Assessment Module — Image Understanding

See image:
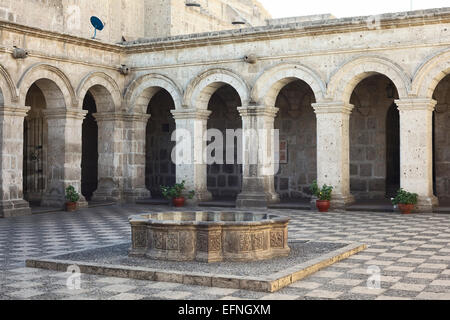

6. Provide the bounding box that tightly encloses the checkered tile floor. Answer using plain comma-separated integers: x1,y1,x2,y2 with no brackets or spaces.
1,205,450,300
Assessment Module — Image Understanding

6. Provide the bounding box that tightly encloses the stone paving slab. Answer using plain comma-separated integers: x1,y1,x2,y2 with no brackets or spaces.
26,241,366,293
1,205,450,300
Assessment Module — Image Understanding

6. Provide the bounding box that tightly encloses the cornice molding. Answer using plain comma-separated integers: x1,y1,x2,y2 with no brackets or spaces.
2,8,449,56
0,21,122,53
122,9,450,54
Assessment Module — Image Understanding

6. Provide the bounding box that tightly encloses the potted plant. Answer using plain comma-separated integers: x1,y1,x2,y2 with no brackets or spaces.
391,189,418,214
65,185,80,212
310,180,333,212
160,180,195,207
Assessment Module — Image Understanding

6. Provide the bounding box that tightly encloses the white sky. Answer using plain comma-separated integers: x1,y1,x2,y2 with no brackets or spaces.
258,0,450,19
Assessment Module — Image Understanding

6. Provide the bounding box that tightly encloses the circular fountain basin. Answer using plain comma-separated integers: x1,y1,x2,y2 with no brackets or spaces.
129,211,290,263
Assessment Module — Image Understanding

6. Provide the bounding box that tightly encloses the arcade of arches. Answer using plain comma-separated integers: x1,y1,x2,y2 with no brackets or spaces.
1,9,450,217
2,67,450,217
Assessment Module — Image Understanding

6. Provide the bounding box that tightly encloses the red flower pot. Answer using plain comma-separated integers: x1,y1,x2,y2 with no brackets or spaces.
316,200,331,212
66,202,77,212
172,197,185,207
398,204,414,214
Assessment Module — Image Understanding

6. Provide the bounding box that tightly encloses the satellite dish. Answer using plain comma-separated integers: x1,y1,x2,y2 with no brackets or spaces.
90,16,105,39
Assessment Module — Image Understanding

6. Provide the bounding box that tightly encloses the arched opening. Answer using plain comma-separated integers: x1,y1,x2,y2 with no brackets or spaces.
23,83,48,205
145,89,176,198
349,74,400,204
432,74,450,205
206,84,242,200
81,91,98,201
273,79,317,204
386,102,400,197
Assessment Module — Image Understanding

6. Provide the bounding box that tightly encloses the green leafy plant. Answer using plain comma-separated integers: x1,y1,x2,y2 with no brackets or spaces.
65,185,80,203
310,180,333,201
160,181,195,200
391,189,418,205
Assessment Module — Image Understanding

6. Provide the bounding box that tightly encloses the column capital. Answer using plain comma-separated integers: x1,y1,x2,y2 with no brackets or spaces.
237,105,279,118
395,98,437,111
171,108,211,120
43,108,87,120
312,101,354,115
94,112,150,122
0,105,30,118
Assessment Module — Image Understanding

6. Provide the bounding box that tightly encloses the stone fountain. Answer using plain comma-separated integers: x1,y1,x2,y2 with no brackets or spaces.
129,211,290,263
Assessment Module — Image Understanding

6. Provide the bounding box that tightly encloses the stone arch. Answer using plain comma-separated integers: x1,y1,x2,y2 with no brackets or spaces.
76,72,121,112
252,63,327,107
0,64,18,106
411,49,450,99
184,68,250,110
124,73,183,114
327,55,410,103
17,63,75,109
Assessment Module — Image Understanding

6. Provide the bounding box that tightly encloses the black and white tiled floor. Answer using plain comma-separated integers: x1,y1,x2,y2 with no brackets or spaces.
1,205,450,300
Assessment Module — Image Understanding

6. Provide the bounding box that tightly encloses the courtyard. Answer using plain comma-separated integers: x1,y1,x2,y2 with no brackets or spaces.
1,205,450,300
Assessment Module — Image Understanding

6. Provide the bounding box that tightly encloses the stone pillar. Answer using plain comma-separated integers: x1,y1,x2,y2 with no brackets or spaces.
236,106,280,208
312,102,355,209
92,113,125,202
41,108,88,209
123,113,151,203
0,106,32,217
171,109,212,203
395,98,438,212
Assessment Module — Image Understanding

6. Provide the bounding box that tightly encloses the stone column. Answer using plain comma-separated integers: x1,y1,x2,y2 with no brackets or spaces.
236,106,280,208
92,113,125,202
41,108,88,209
395,98,438,212
123,113,151,203
171,109,212,203
312,102,355,209
0,106,32,217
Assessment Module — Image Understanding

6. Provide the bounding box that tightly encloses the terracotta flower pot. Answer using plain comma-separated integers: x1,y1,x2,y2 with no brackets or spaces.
316,200,331,212
398,204,415,214
172,197,185,207
66,202,77,212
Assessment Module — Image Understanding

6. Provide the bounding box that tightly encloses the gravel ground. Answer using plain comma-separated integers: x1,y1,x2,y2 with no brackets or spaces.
52,241,346,277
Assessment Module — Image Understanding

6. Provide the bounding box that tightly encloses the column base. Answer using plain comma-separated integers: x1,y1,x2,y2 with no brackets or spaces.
266,190,280,205
331,194,355,211
92,185,122,203
0,199,31,218
77,195,88,208
415,195,438,213
123,188,151,204
189,190,212,205
236,192,269,209
92,179,122,202
42,193,88,209
310,197,318,211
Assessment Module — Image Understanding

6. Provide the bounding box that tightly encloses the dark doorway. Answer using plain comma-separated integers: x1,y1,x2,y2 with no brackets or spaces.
23,84,46,205
81,92,98,201
145,89,176,198
206,85,242,200
386,102,400,197
433,112,436,196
